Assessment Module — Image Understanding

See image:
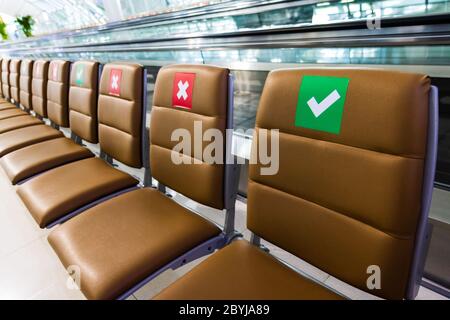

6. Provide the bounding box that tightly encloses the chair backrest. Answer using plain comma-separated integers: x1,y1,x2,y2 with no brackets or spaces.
98,62,143,168
47,60,70,127
248,68,432,300
32,60,49,117
0,58,3,97
19,60,34,111
9,59,21,103
151,64,229,209
69,61,99,143
1,58,10,99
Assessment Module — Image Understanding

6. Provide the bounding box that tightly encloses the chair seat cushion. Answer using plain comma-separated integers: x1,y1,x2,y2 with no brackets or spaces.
154,240,344,300
0,108,27,120
0,125,63,157
0,103,16,111
0,115,42,134
17,157,139,228
0,137,94,184
48,188,221,300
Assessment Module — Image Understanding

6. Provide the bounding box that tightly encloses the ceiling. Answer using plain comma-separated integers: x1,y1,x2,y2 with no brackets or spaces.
0,0,107,36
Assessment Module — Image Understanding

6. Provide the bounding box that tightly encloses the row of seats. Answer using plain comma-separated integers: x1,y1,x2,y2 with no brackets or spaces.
0,56,437,300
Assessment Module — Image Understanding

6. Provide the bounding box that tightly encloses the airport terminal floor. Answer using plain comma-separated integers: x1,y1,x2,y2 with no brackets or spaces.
0,0,449,307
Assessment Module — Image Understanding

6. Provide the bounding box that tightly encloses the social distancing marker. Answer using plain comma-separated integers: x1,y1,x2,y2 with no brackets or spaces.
295,75,350,134
75,65,84,86
109,69,122,96
172,72,195,109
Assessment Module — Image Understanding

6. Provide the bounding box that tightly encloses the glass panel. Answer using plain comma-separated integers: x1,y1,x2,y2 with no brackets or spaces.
433,78,450,187
4,0,450,48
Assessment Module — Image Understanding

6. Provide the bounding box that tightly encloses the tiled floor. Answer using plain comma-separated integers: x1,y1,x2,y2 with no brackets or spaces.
0,162,447,301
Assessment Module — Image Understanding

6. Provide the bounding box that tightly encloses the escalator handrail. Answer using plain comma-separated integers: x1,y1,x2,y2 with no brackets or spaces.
2,13,450,54
0,0,303,47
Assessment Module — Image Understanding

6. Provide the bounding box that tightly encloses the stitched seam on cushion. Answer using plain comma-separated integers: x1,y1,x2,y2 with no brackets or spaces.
249,178,414,240
152,143,207,165
152,104,223,119
69,88,96,116
70,109,94,119
99,122,137,139
99,92,141,103
256,126,425,160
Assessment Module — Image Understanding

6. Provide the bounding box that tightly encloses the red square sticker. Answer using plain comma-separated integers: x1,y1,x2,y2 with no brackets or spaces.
109,69,122,96
172,72,196,109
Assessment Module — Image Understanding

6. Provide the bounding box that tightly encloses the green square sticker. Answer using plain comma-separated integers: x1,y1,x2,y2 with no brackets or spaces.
295,75,350,134
75,65,84,86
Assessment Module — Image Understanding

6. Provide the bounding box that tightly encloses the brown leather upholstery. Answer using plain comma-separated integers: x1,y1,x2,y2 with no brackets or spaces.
32,60,49,118
48,188,221,300
0,137,93,184
0,61,37,133
1,59,10,99
47,60,70,127
0,125,63,157
46,64,230,300
9,59,21,103
155,240,343,300
0,115,42,134
17,157,138,228
69,61,99,143
151,64,228,209
154,68,431,301
0,61,100,185
246,68,430,300
19,60,33,110
0,58,3,98
0,108,27,120
0,104,15,111
98,63,143,167
16,62,144,228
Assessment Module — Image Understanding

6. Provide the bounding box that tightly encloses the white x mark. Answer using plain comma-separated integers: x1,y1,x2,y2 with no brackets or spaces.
307,89,341,118
111,75,119,90
177,80,189,100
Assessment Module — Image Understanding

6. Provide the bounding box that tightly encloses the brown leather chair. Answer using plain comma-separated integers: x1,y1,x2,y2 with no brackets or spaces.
32,60,49,118
19,59,34,112
47,60,70,127
0,57,11,106
17,63,145,228
69,61,100,143
0,58,3,102
48,64,238,300
0,60,42,134
0,58,16,111
0,57,12,106
1,58,11,102
9,59,21,104
0,61,99,184
0,59,28,118
154,68,437,300
0,60,66,156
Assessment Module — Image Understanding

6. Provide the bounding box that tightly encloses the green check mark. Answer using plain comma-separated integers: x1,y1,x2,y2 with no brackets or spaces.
295,75,350,134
